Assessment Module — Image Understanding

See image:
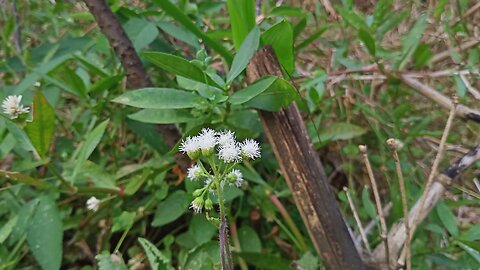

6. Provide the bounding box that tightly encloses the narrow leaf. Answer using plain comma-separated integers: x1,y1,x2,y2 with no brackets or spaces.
358,29,376,56
226,0,256,50
227,26,260,84
141,52,221,88
436,200,459,236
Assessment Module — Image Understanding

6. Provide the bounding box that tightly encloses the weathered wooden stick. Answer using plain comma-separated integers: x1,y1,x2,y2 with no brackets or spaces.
246,46,366,269
370,144,480,267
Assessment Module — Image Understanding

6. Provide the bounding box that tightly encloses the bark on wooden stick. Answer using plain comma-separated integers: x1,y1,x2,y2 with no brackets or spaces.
246,46,365,269
83,0,189,169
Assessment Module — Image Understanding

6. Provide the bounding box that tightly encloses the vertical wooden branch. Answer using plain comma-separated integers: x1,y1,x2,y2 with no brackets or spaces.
246,47,365,269
83,0,189,169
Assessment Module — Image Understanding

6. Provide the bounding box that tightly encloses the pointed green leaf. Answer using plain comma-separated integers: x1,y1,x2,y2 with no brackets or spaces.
226,0,256,50
25,91,55,158
455,241,480,263
27,196,63,270
152,0,232,63
227,26,260,84
318,123,367,142
262,20,295,74
128,109,195,124
138,238,174,270
436,200,458,236
358,29,376,56
141,52,221,88
152,190,190,227
113,88,202,109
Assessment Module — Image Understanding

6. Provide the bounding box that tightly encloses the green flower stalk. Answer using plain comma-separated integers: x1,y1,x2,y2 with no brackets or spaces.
179,128,261,269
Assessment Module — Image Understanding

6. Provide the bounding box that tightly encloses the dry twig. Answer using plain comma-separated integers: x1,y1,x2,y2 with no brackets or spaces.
359,145,390,270
344,187,371,254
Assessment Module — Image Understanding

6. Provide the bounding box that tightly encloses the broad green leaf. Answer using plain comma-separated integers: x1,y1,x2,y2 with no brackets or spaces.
236,252,291,270
25,91,55,158
9,199,40,243
72,120,109,179
113,88,201,109
111,211,136,233
262,20,295,74
230,77,277,104
337,7,369,31
318,122,366,142
238,225,261,252
190,215,217,245
128,109,195,124
138,238,174,270
230,76,297,111
455,241,480,263
436,200,458,236
227,26,260,84
126,119,169,153
152,190,190,227
27,196,63,270
124,18,159,51
226,0,256,50
358,29,376,56
59,67,87,97
152,0,232,63
124,173,147,196
459,224,480,242
96,252,128,270
141,52,221,88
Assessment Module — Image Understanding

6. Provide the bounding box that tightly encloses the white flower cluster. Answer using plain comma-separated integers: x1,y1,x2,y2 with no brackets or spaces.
180,128,261,163
86,196,100,212
180,128,261,214
1,95,30,119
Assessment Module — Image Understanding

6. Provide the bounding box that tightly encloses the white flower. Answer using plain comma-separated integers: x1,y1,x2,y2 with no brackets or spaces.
2,95,30,119
86,196,100,212
227,169,244,187
217,130,236,148
218,143,241,163
240,139,261,159
190,197,204,214
179,136,200,158
197,128,217,152
187,164,202,181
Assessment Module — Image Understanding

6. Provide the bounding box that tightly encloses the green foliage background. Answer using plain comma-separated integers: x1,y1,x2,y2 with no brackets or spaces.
0,0,479,269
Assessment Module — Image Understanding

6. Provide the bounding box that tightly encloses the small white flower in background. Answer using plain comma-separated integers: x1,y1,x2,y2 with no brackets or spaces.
217,130,236,148
2,95,30,119
197,128,217,154
227,169,244,187
218,143,241,163
86,196,100,212
187,164,202,181
179,136,200,158
240,139,261,160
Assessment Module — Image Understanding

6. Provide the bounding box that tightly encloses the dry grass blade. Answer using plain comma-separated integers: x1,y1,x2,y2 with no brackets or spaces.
344,187,372,254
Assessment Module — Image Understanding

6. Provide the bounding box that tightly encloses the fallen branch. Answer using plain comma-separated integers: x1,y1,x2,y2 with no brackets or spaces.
369,144,480,268
400,75,480,123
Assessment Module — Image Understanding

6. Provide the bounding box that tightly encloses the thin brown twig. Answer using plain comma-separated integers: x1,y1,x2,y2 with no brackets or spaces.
344,187,372,254
450,2,480,27
459,73,480,101
387,139,411,270
359,145,390,269
398,95,457,265
430,39,480,64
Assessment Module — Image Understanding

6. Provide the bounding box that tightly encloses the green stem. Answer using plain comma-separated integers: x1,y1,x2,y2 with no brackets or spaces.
48,164,77,193
114,225,132,254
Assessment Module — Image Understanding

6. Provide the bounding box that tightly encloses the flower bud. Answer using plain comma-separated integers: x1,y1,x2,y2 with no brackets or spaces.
192,188,204,197
204,198,213,210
